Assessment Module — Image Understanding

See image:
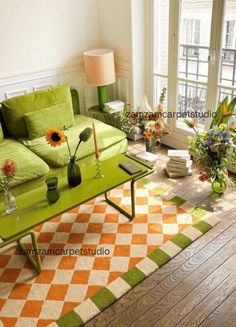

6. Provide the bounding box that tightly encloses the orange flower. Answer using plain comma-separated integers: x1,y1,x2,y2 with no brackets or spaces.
221,105,227,115
45,128,66,147
1,159,16,177
144,131,153,139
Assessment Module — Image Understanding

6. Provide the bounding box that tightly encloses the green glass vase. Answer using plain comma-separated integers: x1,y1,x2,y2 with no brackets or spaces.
211,179,227,194
67,156,82,187
145,137,156,154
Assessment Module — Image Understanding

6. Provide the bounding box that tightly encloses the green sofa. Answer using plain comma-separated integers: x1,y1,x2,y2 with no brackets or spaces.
0,84,128,198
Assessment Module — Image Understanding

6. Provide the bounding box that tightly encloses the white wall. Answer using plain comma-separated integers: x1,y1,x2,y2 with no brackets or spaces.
98,0,132,103
0,0,147,111
0,0,99,77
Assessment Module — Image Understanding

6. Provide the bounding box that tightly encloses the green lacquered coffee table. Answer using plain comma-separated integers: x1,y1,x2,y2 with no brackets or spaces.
0,154,153,273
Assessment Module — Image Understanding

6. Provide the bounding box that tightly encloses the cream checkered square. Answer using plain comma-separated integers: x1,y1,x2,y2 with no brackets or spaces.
71,223,88,233
65,285,88,302
110,257,129,271
0,299,25,317
60,213,77,223
27,284,50,300
15,318,38,327
107,277,131,298
177,213,193,224
147,214,163,223
74,299,101,322
40,300,64,319
130,245,148,257
162,224,179,235
116,234,132,244
162,205,177,214
83,234,101,245
88,270,110,285
40,222,59,232
52,270,74,284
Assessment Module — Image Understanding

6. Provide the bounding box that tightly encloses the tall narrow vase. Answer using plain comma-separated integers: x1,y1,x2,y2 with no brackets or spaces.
4,188,17,214
67,156,82,187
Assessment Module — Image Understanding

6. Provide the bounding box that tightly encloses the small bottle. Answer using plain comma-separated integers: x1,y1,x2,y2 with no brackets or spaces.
45,177,60,204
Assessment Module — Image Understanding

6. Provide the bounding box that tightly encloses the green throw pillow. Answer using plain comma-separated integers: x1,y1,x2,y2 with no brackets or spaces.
1,84,73,138
24,103,75,140
0,122,3,143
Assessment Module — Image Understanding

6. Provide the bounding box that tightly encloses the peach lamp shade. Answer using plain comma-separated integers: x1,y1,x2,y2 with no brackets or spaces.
83,49,115,86
83,49,116,111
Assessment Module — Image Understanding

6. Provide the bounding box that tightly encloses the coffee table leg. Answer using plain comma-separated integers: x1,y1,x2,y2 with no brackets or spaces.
17,231,41,273
105,179,135,220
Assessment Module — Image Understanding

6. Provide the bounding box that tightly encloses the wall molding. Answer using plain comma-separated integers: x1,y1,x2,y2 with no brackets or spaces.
0,57,131,114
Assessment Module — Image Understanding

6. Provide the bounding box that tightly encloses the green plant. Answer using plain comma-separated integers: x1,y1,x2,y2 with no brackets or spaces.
184,96,236,188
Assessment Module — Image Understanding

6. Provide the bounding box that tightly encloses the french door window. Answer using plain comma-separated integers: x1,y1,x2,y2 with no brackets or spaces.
152,0,236,147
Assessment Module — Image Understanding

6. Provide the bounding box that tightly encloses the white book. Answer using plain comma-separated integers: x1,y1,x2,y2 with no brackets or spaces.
165,167,193,178
104,100,125,111
169,156,190,162
136,151,158,162
168,150,189,157
167,159,192,169
168,150,190,159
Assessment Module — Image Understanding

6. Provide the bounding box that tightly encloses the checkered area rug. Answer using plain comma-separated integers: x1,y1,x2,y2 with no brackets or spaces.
0,180,219,327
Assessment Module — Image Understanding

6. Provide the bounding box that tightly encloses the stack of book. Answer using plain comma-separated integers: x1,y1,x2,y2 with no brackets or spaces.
165,150,193,177
103,100,125,114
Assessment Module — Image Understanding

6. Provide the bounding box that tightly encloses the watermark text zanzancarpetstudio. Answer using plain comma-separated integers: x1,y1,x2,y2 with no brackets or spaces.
20,247,110,256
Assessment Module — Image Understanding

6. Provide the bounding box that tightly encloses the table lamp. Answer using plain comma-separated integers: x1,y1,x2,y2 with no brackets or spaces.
83,49,116,111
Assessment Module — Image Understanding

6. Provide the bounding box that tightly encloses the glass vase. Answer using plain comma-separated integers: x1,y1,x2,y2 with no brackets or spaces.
145,137,156,154
211,179,227,194
4,188,17,215
67,156,82,187
46,177,60,204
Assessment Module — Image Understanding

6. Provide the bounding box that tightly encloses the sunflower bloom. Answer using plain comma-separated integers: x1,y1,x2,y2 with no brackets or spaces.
144,130,153,139
45,128,66,147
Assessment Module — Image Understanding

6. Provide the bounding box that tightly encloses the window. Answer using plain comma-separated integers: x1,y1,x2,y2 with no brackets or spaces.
152,0,236,148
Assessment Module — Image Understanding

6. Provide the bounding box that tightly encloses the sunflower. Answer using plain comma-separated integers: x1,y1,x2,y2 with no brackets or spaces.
45,128,66,147
144,130,153,139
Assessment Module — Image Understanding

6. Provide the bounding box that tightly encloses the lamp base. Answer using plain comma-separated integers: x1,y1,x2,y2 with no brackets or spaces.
97,86,108,111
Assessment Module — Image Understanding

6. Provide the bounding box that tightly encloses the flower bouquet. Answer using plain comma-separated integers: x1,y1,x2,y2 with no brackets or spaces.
185,96,236,193
116,91,169,153
0,159,17,214
45,127,92,186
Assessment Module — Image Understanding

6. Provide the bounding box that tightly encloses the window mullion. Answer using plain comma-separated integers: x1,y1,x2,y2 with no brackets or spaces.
205,0,225,130
167,0,180,131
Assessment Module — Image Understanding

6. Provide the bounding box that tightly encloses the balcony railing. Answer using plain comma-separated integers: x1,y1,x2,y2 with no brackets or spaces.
178,44,236,124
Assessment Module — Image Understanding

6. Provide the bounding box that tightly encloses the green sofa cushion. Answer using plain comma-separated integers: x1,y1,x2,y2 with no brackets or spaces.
0,139,49,187
0,122,3,143
24,103,75,140
1,84,73,138
21,115,127,167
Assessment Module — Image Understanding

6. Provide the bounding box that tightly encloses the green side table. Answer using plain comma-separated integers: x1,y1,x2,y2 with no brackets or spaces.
88,105,116,125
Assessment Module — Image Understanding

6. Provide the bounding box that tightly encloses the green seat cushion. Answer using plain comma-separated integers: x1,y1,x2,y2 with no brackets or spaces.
0,139,49,187
21,115,127,167
24,103,75,140
1,84,73,138
0,122,3,143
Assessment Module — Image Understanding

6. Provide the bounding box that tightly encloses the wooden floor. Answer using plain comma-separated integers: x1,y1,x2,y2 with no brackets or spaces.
85,142,236,327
